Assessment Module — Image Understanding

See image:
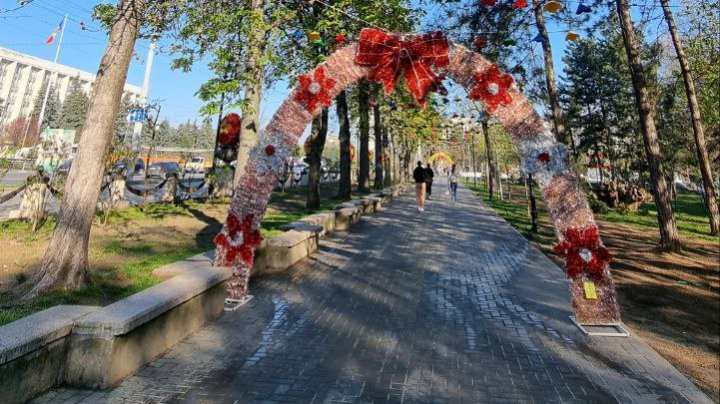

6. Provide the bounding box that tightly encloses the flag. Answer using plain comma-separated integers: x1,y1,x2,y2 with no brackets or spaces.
46,19,64,44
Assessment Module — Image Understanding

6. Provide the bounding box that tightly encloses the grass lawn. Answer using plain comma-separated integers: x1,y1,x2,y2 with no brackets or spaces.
464,179,720,401
0,183,358,326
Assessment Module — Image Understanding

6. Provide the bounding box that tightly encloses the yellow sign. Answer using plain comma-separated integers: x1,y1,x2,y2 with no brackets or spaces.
583,281,597,300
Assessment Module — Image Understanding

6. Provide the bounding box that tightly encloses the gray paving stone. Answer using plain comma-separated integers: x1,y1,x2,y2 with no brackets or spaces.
31,184,712,404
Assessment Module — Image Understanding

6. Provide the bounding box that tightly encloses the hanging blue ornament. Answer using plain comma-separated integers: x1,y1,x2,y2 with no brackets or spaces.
575,3,592,14
293,30,304,39
532,34,547,43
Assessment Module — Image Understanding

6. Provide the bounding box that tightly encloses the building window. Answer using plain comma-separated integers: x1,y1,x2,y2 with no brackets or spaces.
20,68,40,115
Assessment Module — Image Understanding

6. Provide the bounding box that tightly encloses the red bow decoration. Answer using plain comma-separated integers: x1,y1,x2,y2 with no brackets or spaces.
354,29,450,107
554,227,611,280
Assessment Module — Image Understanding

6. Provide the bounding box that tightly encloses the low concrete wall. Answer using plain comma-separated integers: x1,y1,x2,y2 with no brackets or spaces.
0,269,229,403
0,305,98,404
0,184,407,402
65,278,227,388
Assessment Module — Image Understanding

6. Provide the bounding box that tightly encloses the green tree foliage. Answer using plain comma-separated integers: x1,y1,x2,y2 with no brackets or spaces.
32,81,61,129
114,94,134,143
56,76,89,137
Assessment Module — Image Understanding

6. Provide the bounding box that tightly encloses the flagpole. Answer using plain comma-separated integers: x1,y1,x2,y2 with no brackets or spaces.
35,13,68,136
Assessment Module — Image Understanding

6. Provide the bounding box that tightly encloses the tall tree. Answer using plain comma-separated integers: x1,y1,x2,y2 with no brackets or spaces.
114,93,133,143
659,0,719,235
373,99,383,189
306,108,329,209
27,0,147,298
531,0,567,144
357,80,371,193
32,81,60,130
336,90,352,200
481,119,494,199
56,76,90,137
615,0,681,251
234,0,266,185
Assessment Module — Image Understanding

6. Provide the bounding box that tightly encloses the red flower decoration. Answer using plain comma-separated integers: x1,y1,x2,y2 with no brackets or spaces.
481,0,497,6
468,65,514,112
538,152,551,164
554,227,612,280
354,29,449,107
513,0,528,8
214,214,264,267
294,66,336,114
474,37,487,49
334,34,349,44
265,144,276,156
218,113,242,147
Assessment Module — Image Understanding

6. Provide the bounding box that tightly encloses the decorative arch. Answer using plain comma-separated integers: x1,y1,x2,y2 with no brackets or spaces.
215,29,620,325
427,151,454,165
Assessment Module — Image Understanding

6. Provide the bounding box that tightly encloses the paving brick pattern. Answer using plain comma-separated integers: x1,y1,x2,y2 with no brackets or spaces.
33,185,712,404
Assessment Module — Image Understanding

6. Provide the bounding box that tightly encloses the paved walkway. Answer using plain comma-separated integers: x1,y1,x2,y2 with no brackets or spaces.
34,184,711,404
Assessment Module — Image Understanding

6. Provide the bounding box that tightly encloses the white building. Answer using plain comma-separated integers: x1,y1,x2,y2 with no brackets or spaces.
0,47,142,130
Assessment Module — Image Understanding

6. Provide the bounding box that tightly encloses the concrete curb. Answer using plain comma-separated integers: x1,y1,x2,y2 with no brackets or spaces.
0,184,408,403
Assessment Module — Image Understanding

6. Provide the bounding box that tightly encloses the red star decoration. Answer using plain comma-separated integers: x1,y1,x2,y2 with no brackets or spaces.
354,29,449,107
554,227,612,280
468,65,514,112
214,214,264,266
294,66,336,114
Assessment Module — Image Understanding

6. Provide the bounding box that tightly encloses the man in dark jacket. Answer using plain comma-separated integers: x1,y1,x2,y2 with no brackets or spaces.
425,163,435,199
413,161,427,212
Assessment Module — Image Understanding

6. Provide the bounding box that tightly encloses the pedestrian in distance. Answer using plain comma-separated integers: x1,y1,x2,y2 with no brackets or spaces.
413,161,427,212
425,163,434,200
448,164,459,203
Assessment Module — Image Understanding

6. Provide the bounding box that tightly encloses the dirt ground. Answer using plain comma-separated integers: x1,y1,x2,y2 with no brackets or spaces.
524,203,719,401
0,202,228,293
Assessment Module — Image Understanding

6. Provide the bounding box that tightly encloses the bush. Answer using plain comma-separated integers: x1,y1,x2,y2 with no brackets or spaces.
588,194,609,214
615,202,640,215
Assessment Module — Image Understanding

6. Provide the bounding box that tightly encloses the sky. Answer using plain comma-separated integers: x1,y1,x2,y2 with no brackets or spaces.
0,0,675,131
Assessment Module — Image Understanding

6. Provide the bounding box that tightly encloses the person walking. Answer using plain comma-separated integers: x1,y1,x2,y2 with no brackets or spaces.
448,164,459,202
425,163,434,200
413,161,427,212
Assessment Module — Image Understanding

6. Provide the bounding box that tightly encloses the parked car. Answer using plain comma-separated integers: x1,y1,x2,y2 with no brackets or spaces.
185,156,206,173
57,158,74,175
147,162,181,179
112,158,145,176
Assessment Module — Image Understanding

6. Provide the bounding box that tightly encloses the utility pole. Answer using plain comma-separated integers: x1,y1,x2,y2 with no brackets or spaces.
132,40,156,152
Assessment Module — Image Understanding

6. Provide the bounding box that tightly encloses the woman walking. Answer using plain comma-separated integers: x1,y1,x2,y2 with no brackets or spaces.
448,164,459,202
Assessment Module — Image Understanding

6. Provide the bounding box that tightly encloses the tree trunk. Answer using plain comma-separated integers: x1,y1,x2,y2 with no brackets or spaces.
532,0,567,144
336,90,352,200
306,108,328,209
234,0,266,186
358,80,370,193
526,174,538,233
660,0,719,235
27,0,145,299
383,127,391,187
481,120,494,199
373,100,383,190
616,0,682,251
